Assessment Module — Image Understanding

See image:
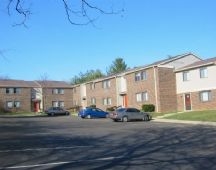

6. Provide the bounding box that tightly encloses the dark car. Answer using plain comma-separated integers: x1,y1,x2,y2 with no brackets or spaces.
45,107,70,116
78,107,109,119
109,107,151,122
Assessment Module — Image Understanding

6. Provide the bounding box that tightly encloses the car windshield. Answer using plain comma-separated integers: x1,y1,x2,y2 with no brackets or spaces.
116,108,126,112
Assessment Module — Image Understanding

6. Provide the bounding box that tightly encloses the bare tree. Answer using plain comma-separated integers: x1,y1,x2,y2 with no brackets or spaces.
5,0,123,27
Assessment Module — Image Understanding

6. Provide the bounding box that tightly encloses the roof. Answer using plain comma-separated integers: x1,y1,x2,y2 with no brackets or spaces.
36,80,72,88
121,53,200,75
0,79,40,88
175,57,216,72
78,53,200,85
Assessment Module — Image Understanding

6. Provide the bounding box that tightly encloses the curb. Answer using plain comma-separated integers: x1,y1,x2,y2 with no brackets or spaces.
152,118,216,126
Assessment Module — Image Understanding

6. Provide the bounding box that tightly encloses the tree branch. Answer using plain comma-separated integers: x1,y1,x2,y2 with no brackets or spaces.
5,0,123,26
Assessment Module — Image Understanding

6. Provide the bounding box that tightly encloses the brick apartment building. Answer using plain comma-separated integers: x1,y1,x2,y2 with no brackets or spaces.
0,79,40,112
76,53,201,112
2,53,215,113
176,57,216,111
0,79,73,112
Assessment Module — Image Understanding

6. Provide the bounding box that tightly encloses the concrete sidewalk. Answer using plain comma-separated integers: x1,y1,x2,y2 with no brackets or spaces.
152,118,216,126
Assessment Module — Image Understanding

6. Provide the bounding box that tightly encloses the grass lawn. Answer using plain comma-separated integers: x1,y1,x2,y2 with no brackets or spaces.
149,112,171,118
165,110,216,122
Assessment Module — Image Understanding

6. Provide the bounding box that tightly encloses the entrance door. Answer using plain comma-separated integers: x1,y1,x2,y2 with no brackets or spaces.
123,95,128,107
184,93,192,111
34,102,40,112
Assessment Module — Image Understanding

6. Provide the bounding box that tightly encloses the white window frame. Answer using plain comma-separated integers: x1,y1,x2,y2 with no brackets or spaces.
73,100,78,106
107,98,112,105
59,101,64,107
135,72,141,81
59,89,64,94
91,97,96,105
102,80,111,89
136,93,142,102
135,71,147,81
103,98,112,105
141,71,147,80
52,89,58,94
200,91,211,102
14,101,21,108
90,83,95,90
53,89,64,94
142,91,149,101
14,88,21,94
136,92,149,102
52,101,58,107
200,67,208,78
6,101,13,108
183,71,189,81
5,87,14,94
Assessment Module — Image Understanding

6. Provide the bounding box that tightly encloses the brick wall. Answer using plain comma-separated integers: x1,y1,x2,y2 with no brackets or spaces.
72,86,81,107
0,87,32,112
86,78,117,111
43,88,73,110
157,67,177,112
125,68,156,110
177,89,216,111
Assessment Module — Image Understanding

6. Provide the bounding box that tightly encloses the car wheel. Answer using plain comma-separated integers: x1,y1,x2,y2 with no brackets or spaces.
122,116,128,122
143,116,147,121
51,112,55,116
65,112,69,116
87,115,91,119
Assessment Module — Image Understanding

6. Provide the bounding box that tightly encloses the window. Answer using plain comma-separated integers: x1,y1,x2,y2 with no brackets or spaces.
142,92,148,101
200,91,211,102
90,83,95,90
14,101,20,108
135,72,141,81
91,97,96,105
73,100,78,106
200,67,208,78
135,71,147,81
52,89,58,94
136,92,149,102
6,101,13,108
183,71,189,81
52,101,64,107
52,101,58,107
103,98,112,105
136,93,142,102
6,88,21,94
14,88,21,94
6,88,13,94
59,101,64,107
73,87,76,93
59,89,64,94
102,80,111,89
52,89,64,94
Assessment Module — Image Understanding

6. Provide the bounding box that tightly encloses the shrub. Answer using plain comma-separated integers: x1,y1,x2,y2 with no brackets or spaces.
88,105,96,108
106,106,116,112
142,104,155,112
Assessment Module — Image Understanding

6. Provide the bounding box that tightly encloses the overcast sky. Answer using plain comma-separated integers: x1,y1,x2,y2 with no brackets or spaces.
1,0,216,81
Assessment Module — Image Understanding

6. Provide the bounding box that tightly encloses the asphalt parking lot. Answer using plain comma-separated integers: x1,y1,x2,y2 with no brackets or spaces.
0,116,216,170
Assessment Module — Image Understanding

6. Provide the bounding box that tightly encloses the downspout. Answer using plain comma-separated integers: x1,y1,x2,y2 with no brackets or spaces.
153,66,159,112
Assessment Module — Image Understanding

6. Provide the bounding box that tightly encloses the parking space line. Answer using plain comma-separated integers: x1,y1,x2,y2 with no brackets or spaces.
0,156,125,169
0,146,93,153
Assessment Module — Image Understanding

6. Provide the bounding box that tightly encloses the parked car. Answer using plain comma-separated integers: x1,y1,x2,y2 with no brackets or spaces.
109,107,151,122
78,107,109,119
45,107,70,116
